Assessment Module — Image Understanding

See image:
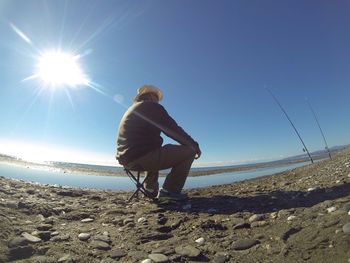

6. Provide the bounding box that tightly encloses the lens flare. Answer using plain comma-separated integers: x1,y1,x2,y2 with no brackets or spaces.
36,51,90,88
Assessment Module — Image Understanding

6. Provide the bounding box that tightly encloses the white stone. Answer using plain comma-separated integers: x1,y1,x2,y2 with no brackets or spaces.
78,233,91,241
326,206,337,213
141,259,152,263
336,180,341,183
137,217,147,223
22,232,42,243
287,215,296,221
307,187,316,192
195,237,205,245
81,218,94,223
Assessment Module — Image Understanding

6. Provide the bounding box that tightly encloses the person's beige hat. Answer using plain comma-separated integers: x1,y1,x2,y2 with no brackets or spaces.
137,85,163,101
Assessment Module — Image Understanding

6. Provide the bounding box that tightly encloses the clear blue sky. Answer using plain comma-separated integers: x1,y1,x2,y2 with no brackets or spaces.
0,0,349,166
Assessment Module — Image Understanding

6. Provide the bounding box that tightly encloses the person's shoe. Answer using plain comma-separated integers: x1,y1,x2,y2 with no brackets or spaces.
156,188,188,202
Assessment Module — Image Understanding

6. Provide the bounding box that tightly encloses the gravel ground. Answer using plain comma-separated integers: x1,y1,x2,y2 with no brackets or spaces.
0,149,349,263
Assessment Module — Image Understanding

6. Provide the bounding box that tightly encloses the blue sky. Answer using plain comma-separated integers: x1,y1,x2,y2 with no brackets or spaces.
0,0,349,166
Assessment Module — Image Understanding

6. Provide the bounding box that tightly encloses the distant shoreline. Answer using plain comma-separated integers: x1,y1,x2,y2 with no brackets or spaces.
0,154,327,177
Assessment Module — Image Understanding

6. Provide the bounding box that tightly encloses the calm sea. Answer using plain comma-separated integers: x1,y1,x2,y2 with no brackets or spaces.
0,161,310,190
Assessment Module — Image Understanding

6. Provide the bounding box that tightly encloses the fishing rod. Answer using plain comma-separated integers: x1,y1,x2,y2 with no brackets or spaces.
306,98,332,159
266,87,314,164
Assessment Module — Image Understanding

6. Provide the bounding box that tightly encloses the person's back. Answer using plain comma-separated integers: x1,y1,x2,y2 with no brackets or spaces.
116,85,201,201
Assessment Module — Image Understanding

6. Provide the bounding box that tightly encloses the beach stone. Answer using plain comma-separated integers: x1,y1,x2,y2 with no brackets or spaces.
249,214,266,223
341,203,350,212
81,218,94,223
175,245,201,258
148,253,169,262
22,232,42,243
8,245,34,261
141,260,152,263
91,240,111,250
326,206,337,213
157,226,172,233
110,249,127,259
51,234,70,242
213,254,228,263
233,222,250,230
100,258,118,263
128,251,148,261
37,231,52,241
37,224,52,231
287,215,297,221
123,218,134,225
343,223,350,234
251,221,268,227
138,217,147,223
58,254,73,263
78,233,91,241
8,237,28,248
195,237,205,245
95,235,111,243
232,239,260,250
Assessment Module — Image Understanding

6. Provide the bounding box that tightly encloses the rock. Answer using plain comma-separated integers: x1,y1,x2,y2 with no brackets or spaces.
91,240,111,250
213,254,228,263
251,221,268,227
200,220,227,230
26,188,35,194
101,258,118,263
50,235,70,242
123,218,134,225
95,235,111,243
175,245,201,258
232,239,260,250
51,231,59,237
341,203,350,212
195,237,205,245
157,226,172,233
248,214,266,223
8,237,28,248
81,218,94,223
37,224,52,231
58,254,73,263
78,233,91,241
287,215,297,221
141,260,152,263
37,231,52,241
270,212,278,219
148,253,169,262
326,206,337,213
343,223,350,234
8,245,34,261
128,251,148,261
138,217,147,223
22,232,42,243
109,249,127,259
233,222,250,230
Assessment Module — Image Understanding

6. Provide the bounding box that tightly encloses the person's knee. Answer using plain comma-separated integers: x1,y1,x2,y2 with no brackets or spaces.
183,145,196,159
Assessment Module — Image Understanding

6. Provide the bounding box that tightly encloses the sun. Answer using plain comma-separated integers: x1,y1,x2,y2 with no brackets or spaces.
36,51,90,88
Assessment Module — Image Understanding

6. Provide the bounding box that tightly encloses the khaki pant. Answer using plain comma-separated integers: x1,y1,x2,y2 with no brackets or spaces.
126,144,196,193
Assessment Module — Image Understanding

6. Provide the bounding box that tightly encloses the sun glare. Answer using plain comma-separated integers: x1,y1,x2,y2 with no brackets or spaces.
37,51,90,88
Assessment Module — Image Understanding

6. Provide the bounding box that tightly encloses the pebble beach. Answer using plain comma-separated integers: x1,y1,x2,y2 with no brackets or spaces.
0,149,349,262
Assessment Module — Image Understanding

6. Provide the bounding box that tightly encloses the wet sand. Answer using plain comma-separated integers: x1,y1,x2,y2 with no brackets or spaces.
0,149,349,262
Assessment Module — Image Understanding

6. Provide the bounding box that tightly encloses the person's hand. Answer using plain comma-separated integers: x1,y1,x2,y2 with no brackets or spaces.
195,148,201,159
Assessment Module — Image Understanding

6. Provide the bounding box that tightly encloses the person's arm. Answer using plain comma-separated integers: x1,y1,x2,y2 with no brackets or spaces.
157,104,201,156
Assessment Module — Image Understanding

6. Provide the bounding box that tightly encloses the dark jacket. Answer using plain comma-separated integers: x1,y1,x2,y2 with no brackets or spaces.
116,101,199,165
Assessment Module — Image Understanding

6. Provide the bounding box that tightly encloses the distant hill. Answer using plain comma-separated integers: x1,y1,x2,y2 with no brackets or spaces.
281,144,350,162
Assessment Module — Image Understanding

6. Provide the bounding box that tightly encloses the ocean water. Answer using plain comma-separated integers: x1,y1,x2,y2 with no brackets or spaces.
0,161,311,191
